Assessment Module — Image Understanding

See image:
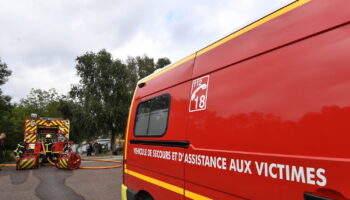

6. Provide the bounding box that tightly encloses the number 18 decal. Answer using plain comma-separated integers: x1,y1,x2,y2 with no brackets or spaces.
189,75,209,112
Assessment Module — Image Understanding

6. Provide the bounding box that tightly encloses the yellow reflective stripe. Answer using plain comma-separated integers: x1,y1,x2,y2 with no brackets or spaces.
56,121,63,127
26,134,36,142
197,0,311,56
64,121,70,129
28,136,37,143
22,159,33,168
58,160,63,167
61,159,68,168
20,159,28,165
27,160,35,169
121,184,128,200
29,126,37,132
45,144,52,152
185,190,212,200
59,160,63,168
62,159,68,168
125,169,183,195
59,160,65,168
125,169,213,200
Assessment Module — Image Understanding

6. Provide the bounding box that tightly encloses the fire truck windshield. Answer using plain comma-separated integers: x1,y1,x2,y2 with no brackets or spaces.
38,127,58,142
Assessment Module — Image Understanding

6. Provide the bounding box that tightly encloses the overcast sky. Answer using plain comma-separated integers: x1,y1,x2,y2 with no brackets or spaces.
0,0,293,102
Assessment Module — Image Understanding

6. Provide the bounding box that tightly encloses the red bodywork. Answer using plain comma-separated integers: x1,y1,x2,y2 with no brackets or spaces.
124,0,350,199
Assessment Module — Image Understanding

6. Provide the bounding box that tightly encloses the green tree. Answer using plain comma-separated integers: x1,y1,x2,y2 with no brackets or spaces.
4,104,27,149
68,51,171,149
127,55,171,80
70,49,131,150
0,58,12,115
125,55,170,92
58,98,96,143
0,58,16,149
1,88,65,148
19,88,63,117
155,57,171,70
0,58,11,86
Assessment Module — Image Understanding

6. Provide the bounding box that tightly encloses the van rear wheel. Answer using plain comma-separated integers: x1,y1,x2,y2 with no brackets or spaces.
135,191,153,200
138,197,152,200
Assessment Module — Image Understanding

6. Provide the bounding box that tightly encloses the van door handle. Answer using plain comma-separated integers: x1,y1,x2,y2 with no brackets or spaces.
304,192,334,200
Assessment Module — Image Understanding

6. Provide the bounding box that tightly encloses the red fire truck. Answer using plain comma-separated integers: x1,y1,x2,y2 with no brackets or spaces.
122,0,350,199
17,116,71,169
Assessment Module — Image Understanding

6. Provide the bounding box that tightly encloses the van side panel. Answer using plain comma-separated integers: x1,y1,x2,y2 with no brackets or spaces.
193,0,350,78
185,24,350,199
125,82,192,199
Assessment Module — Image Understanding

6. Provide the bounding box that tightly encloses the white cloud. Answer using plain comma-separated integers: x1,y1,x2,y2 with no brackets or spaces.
0,0,293,102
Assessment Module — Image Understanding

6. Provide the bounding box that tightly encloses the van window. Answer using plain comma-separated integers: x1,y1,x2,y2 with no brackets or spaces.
134,94,170,137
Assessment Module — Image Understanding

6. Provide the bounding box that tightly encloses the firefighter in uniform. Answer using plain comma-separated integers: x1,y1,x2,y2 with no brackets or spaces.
14,139,28,160
42,134,54,164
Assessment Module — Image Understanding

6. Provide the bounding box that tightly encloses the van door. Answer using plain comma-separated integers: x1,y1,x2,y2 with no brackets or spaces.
125,81,191,199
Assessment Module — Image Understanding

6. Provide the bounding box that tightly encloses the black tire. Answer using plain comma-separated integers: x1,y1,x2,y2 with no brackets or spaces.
137,197,153,200
135,192,154,200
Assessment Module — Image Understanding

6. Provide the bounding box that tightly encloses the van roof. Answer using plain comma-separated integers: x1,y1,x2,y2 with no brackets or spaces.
138,0,310,84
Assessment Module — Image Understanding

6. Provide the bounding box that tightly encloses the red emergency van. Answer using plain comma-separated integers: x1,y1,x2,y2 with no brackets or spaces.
122,0,350,199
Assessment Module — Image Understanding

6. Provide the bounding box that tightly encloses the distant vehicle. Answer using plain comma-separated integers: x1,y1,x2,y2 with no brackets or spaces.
122,0,350,199
96,139,111,151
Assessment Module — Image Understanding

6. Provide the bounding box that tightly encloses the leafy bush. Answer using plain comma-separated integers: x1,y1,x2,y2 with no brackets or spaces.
2,150,15,162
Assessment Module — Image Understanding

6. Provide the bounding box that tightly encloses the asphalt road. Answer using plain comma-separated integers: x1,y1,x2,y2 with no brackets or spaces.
0,157,122,200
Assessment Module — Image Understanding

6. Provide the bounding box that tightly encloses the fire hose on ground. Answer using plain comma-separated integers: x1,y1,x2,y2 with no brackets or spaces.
0,164,16,167
41,141,122,170
49,157,123,170
1,142,122,170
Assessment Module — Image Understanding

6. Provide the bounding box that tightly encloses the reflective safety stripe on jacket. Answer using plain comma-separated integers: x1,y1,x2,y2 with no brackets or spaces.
14,144,25,154
45,143,53,152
